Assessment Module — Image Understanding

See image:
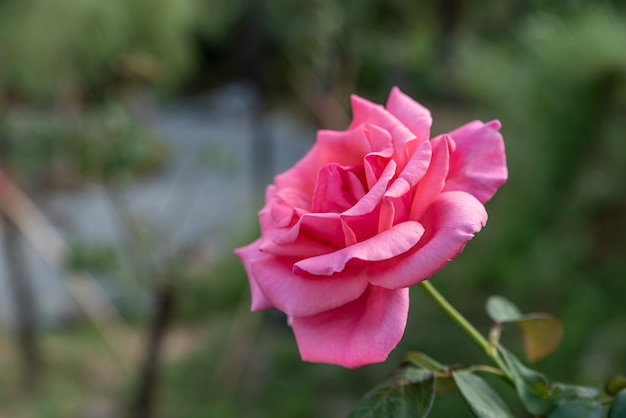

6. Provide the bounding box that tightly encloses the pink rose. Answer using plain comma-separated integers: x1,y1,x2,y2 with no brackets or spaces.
235,87,507,368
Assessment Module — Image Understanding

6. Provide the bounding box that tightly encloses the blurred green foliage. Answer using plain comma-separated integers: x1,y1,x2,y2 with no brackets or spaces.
65,241,118,274
0,104,169,187
2,1,626,417
454,4,626,383
196,0,626,100
172,2,626,417
0,0,196,101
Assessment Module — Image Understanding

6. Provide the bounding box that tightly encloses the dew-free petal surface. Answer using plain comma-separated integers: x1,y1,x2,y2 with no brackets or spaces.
290,285,409,368
234,240,275,311
294,221,424,276
386,86,432,145
369,191,487,289
444,120,508,203
250,254,369,317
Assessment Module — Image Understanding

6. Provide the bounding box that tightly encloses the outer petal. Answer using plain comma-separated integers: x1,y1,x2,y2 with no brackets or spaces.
290,285,409,368
369,191,487,289
234,240,274,311
274,145,320,196
294,221,425,276
249,254,369,317
386,87,432,145
268,187,310,227
443,120,508,204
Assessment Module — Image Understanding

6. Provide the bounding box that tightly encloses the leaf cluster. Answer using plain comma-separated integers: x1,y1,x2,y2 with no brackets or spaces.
349,296,626,418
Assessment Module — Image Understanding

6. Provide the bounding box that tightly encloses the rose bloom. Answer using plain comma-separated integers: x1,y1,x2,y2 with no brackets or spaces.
236,87,507,368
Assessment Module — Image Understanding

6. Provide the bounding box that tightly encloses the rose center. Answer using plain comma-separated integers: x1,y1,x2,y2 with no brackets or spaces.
310,163,368,214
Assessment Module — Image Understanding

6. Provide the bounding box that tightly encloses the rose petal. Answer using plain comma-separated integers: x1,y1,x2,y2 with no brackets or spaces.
249,254,369,317
259,234,334,258
269,187,311,227
377,139,432,230
369,191,487,289
338,158,397,241
294,221,425,276
290,286,409,368
368,109,415,167
274,126,372,196
386,86,432,145
265,211,350,248
378,137,432,232
260,183,357,249
344,159,397,218
409,135,453,220
234,240,275,311
365,124,394,155
385,139,432,199
378,197,396,232
341,204,382,244
349,94,382,128
443,120,508,204
363,148,393,190
349,94,416,165
379,192,414,231
300,213,357,248
274,147,320,196
311,163,366,213
317,127,372,166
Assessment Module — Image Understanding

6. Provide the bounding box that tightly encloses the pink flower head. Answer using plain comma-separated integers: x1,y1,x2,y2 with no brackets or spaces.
235,87,507,368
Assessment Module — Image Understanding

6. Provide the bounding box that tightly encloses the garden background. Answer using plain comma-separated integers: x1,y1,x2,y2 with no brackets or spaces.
0,0,625,417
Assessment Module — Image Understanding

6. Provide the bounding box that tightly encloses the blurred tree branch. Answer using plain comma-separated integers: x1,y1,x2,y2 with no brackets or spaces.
0,170,140,375
0,212,41,392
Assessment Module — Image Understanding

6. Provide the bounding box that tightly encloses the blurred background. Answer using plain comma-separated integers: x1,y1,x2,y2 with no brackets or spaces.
0,0,625,417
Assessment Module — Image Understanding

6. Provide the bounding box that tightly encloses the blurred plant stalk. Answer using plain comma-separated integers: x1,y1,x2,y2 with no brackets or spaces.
130,280,177,418
0,170,141,375
0,211,41,391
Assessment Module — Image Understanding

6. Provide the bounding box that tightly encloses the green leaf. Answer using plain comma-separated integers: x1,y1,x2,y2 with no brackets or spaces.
607,376,626,396
516,314,564,363
609,390,626,418
404,352,448,373
435,375,457,395
547,399,603,418
551,383,599,400
348,365,435,418
500,349,604,417
452,370,514,418
486,296,523,322
499,347,553,415
485,296,563,363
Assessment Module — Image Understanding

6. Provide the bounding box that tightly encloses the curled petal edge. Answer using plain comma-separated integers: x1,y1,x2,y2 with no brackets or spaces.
368,191,488,289
290,285,409,368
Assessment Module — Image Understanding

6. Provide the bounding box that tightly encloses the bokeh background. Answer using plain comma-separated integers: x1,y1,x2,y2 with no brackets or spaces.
1,0,625,417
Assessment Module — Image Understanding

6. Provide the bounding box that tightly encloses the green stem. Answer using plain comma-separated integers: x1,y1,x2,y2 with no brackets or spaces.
419,280,512,380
